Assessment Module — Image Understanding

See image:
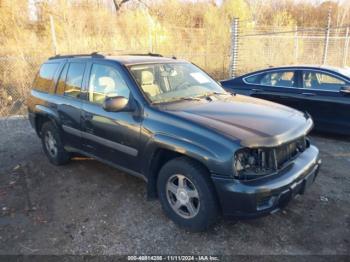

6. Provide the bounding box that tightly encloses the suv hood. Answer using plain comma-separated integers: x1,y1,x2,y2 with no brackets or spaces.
162,95,313,147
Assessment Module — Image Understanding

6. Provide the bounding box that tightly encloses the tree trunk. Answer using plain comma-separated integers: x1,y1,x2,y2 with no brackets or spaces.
112,0,121,12
112,0,131,12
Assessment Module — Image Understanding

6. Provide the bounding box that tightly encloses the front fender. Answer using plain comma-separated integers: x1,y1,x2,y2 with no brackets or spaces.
153,132,218,163
143,132,235,176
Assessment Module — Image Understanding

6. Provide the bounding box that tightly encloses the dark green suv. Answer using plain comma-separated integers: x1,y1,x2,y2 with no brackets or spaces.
28,53,321,231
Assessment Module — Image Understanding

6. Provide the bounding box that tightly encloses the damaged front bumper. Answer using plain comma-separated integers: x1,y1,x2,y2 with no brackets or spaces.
212,145,321,217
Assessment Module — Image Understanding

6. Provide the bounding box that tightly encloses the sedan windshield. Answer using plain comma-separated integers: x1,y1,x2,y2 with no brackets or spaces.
128,62,226,104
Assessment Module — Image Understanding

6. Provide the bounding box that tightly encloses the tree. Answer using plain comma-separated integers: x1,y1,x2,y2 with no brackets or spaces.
112,0,131,12
222,0,251,22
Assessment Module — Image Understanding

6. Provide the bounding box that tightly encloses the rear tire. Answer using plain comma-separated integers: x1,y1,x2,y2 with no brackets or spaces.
157,157,220,232
41,121,70,165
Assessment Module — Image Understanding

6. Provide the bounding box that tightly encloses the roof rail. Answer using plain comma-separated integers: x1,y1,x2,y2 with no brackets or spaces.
48,52,105,60
125,52,163,57
48,52,167,60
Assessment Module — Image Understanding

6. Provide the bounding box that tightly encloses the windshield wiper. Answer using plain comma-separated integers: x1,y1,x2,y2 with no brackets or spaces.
208,91,229,96
152,92,229,105
181,97,202,101
152,96,202,105
195,91,229,99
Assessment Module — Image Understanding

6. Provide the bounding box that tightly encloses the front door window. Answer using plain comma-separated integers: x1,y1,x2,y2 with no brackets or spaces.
88,64,130,105
302,71,346,91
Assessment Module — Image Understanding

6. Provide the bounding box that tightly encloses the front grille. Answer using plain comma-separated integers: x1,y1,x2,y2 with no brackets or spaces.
274,136,307,168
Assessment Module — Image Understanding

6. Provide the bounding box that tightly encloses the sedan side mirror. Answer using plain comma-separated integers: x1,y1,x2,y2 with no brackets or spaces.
340,86,350,95
103,96,130,112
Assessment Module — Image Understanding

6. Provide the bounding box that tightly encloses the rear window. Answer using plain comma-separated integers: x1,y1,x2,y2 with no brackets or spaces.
33,63,60,92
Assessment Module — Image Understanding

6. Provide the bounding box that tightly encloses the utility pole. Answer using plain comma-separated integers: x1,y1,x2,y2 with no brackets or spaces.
322,7,332,65
294,25,299,64
343,27,350,67
229,18,239,78
49,15,58,55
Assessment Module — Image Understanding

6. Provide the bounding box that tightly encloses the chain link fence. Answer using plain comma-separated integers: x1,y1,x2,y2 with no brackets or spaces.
231,21,350,76
0,55,46,117
0,23,231,117
1,20,349,117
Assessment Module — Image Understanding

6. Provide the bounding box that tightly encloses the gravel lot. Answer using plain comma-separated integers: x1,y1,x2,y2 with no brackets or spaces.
0,116,349,256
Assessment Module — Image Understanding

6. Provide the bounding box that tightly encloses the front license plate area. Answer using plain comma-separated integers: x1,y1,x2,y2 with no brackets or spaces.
290,169,316,197
301,169,316,194
301,171,316,194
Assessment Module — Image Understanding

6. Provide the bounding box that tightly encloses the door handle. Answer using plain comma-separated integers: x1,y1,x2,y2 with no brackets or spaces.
252,89,262,92
301,92,316,96
82,112,93,121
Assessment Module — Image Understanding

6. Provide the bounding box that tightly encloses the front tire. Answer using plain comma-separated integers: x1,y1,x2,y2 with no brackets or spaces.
157,157,220,232
41,121,70,165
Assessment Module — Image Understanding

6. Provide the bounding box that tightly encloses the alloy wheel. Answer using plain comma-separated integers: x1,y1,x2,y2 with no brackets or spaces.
166,174,200,219
44,131,58,158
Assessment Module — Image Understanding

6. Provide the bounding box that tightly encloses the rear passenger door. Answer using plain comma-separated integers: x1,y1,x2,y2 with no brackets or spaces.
81,61,142,173
244,70,303,110
55,61,87,149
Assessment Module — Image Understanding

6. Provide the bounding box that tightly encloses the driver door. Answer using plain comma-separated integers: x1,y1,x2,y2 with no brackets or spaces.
81,61,142,172
299,70,350,132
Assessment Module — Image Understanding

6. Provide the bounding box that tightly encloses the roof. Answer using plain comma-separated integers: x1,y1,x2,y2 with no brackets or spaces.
238,64,350,79
105,55,185,65
268,64,347,72
48,53,185,65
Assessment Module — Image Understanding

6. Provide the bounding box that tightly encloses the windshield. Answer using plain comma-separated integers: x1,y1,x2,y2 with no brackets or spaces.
128,62,226,104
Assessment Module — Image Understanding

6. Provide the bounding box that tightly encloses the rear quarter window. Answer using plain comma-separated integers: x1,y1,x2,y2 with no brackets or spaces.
33,63,60,92
244,74,261,84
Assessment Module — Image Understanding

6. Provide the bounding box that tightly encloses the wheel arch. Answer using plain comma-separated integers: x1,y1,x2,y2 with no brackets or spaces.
144,134,219,200
33,105,60,137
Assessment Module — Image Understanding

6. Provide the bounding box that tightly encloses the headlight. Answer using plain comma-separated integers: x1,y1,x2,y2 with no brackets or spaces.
233,137,309,180
233,148,275,180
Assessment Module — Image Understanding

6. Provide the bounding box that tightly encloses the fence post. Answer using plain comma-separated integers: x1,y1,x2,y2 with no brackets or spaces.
343,27,350,67
294,25,299,63
205,28,208,69
322,8,332,65
229,18,239,78
49,15,58,55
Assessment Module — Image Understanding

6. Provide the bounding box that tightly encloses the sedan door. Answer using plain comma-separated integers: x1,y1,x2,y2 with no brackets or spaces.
81,62,142,173
298,70,350,133
241,70,304,111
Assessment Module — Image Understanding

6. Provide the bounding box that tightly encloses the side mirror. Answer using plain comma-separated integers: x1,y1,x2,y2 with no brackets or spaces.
103,96,129,112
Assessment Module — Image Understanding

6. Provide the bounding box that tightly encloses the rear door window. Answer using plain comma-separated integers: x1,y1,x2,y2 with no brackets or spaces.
64,62,86,98
260,71,296,87
33,63,60,92
56,63,68,95
244,71,297,88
